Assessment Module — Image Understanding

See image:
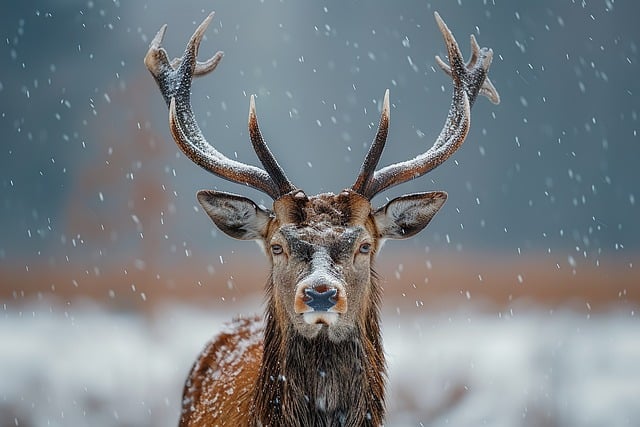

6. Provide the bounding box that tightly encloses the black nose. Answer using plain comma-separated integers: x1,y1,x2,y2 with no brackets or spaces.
304,287,338,311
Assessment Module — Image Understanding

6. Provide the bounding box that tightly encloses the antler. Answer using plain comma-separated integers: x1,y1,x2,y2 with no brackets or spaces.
144,12,296,200
351,12,500,200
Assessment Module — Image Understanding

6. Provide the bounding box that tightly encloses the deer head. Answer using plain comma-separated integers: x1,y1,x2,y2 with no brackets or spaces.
145,11,498,339
146,11,499,424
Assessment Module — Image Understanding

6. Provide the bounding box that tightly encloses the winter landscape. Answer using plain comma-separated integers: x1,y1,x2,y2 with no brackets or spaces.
1,297,639,426
2,1,639,426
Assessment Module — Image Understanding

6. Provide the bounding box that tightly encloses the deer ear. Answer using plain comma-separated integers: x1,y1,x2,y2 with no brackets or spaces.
373,192,447,240
197,190,272,240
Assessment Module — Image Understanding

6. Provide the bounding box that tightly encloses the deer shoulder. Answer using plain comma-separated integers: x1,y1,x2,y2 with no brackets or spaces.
180,316,263,426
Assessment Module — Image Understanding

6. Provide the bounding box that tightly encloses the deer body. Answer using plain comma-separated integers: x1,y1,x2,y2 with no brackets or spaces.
145,11,499,426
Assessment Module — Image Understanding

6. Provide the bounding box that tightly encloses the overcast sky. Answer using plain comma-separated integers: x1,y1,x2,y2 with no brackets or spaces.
1,0,638,267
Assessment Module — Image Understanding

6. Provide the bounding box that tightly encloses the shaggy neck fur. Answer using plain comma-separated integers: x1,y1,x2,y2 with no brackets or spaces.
250,273,386,426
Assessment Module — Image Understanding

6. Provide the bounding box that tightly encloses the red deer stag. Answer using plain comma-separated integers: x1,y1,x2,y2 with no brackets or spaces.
145,11,499,426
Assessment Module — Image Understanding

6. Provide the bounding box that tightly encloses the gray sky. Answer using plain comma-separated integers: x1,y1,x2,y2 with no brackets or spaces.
1,0,638,267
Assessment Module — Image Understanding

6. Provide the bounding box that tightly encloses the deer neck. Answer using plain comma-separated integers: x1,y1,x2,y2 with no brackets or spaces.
251,290,386,426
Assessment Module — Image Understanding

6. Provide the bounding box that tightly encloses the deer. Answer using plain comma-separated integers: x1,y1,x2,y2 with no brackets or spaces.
145,10,499,426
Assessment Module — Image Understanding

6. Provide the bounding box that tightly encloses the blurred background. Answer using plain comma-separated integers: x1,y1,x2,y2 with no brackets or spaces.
1,0,638,426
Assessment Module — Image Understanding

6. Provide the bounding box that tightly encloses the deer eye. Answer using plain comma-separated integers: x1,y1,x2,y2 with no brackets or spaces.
271,244,284,255
358,243,372,255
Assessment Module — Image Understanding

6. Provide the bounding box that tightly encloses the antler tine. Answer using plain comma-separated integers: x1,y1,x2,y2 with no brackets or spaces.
351,89,390,196
248,95,296,196
145,13,223,105
146,12,287,200
435,33,500,106
169,48,223,78
358,12,500,199
168,13,223,78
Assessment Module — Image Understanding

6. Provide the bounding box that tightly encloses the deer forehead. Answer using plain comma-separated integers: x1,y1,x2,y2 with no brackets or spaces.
272,191,373,227
268,191,376,251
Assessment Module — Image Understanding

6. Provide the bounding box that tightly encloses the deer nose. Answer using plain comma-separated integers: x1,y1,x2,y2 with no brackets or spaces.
303,287,338,312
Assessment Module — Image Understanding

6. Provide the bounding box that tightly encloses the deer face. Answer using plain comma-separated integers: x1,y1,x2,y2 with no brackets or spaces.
198,188,446,342
268,190,376,342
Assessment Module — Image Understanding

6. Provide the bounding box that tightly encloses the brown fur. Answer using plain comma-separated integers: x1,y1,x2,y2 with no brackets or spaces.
179,316,263,426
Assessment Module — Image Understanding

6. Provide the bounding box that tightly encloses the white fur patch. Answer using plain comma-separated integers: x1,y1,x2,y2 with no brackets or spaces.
302,312,339,326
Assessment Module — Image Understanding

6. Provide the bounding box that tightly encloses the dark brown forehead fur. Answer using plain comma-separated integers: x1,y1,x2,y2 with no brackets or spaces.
273,189,373,228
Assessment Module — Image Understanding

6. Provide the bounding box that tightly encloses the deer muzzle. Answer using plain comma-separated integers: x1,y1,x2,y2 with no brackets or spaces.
294,281,347,326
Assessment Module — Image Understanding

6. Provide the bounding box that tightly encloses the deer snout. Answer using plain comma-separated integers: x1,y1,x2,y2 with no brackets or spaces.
294,282,347,326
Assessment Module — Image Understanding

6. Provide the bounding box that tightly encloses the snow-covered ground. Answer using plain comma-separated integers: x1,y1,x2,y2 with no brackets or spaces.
2,300,639,426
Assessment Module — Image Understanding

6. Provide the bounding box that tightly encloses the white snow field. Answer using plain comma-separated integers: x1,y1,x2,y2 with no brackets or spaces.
1,301,639,426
